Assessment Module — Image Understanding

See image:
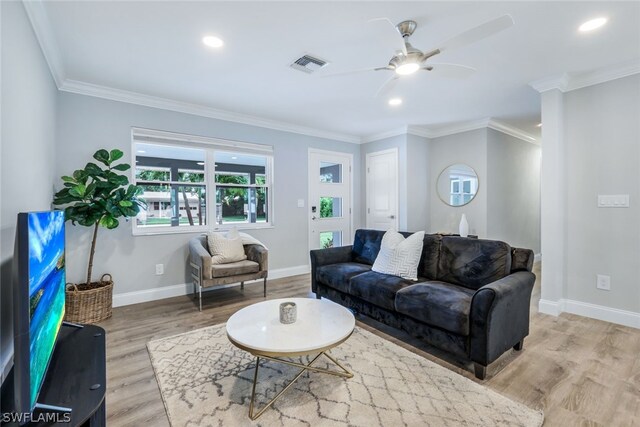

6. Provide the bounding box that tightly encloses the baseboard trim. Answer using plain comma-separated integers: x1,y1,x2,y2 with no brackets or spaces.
112,264,310,307
538,298,639,329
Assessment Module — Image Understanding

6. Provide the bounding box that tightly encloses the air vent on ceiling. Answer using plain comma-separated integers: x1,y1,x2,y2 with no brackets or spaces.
290,54,328,74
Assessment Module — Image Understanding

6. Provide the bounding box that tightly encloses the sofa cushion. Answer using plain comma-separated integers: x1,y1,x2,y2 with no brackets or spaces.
437,237,512,290
316,262,371,293
211,260,259,278
395,281,475,336
417,234,442,280
352,229,384,265
349,271,416,311
372,230,425,280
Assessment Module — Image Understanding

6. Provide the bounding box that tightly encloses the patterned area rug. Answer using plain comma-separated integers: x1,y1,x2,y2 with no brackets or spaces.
147,324,544,427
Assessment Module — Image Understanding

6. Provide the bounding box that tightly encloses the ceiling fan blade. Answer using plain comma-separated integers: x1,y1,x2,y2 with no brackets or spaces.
368,17,407,55
374,75,400,98
321,66,391,78
424,63,477,79
437,15,514,53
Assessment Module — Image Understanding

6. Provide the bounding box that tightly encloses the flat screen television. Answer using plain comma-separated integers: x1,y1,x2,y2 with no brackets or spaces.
13,211,66,414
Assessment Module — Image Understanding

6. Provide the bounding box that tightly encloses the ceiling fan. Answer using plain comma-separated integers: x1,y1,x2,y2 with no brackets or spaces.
324,15,514,97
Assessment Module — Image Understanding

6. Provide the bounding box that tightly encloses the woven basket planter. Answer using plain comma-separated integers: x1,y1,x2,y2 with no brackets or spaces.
64,273,113,324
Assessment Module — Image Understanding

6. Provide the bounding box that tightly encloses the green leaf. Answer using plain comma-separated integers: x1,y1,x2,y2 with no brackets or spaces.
119,200,133,207
108,173,129,186
84,162,104,177
69,184,86,198
109,149,124,162
93,149,110,165
112,163,131,171
72,169,88,185
99,215,119,229
61,176,75,183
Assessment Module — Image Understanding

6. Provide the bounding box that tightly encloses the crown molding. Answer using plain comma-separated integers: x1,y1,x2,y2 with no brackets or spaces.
426,118,491,139
487,119,538,144
406,126,432,139
361,126,408,144
22,0,65,87
530,59,640,93
59,79,361,144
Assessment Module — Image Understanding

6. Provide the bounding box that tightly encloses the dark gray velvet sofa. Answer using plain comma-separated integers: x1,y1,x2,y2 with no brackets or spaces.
310,229,536,379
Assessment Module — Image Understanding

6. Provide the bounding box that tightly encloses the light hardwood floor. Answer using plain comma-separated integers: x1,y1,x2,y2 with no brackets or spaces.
101,264,640,426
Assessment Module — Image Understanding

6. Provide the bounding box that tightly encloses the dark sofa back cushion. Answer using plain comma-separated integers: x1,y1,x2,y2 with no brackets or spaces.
437,237,512,290
511,248,534,272
417,234,442,280
352,229,384,265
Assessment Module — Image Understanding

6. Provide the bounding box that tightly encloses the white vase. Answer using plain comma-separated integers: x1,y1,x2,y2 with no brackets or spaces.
459,214,469,237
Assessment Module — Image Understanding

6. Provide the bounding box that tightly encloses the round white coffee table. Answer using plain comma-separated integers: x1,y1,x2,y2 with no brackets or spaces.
226,298,355,420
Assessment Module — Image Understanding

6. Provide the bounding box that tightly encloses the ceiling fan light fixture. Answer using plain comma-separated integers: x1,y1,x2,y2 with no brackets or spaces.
395,62,420,75
579,17,607,32
388,98,403,106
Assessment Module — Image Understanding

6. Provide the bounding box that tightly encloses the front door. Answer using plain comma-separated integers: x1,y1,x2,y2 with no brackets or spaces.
308,149,352,251
366,148,399,230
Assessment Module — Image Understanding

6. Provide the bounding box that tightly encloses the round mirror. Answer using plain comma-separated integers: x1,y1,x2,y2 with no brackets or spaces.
436,163,479,207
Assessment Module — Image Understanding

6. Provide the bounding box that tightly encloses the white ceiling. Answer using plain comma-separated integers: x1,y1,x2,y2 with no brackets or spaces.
35,1,640,141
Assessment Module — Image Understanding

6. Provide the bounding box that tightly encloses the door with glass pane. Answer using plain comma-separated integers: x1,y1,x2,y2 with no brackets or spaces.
308,150,352,251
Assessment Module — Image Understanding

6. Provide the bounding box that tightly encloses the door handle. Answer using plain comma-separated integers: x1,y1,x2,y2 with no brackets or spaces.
389,215,396,219
312,216,317,220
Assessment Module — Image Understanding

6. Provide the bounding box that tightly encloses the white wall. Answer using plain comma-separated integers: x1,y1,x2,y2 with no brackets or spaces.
1,1,59,379
55,92,362,296
487,129,541,253
406,134,430,232
429,129,488,237
538,74,640,327
564,75,640,314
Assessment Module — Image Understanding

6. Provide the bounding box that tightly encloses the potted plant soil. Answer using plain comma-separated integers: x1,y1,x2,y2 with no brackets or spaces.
53,149,145,323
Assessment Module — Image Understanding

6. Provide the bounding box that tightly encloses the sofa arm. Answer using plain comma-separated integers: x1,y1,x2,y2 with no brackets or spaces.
189,238,213,280
469,271,535,367
245,244,268,273
309,245,353,293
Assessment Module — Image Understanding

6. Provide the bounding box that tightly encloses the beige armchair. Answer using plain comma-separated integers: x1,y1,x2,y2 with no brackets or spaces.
189,235,268,311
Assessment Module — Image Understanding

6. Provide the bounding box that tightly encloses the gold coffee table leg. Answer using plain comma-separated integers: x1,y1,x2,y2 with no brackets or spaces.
248,351,352,420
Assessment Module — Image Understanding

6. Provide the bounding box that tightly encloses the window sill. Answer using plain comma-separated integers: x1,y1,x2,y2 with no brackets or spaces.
132,223,274,236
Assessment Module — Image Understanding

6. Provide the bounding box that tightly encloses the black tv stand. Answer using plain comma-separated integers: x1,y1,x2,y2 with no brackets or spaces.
1,325,106,426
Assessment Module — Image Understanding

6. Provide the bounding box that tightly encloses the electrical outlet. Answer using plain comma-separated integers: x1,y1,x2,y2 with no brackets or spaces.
155,264,164,275
596,274,610,291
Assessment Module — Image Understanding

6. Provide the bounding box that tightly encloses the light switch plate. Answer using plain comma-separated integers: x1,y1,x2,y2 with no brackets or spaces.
297,199,305,208
596,274,610,291
597,195,629,208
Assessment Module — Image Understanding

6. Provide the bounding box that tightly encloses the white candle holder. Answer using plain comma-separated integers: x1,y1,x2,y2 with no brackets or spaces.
279,302,297,324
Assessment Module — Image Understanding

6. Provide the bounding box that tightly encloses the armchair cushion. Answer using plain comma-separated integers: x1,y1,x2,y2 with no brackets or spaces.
395,281,475,336
211,260,259,278
207,229,247,264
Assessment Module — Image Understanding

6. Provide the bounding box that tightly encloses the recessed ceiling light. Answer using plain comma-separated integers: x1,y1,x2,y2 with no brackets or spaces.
197,162,205,165
137,150,146,153
536,123,542,128
231,156,238,160
579,17,607,32
388,98,402,106
395,62,420,76
202,36,224,48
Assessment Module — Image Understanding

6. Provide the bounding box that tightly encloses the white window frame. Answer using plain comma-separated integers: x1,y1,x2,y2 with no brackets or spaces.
131,128,274,236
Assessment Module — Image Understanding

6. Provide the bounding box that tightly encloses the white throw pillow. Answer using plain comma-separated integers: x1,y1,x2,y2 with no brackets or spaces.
207,227,247,265
372,230,425,281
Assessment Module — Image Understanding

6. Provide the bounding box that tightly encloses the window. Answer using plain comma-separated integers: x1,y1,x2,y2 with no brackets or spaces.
132,128,273,235
450,175,477,206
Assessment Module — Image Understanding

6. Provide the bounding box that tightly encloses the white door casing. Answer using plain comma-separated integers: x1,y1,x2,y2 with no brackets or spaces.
366,148,399,230
308,149,352,251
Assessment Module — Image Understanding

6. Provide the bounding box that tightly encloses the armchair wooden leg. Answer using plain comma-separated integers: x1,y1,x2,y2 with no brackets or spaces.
198,283,202,312
474,363,487,380
513,339,524,351
263,278,267,297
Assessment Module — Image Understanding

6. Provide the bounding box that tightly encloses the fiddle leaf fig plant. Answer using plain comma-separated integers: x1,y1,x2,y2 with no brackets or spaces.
53,149,146,286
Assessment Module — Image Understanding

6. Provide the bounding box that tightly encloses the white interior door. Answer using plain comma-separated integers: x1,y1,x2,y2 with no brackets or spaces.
366,148,399,230
309,150,352,251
